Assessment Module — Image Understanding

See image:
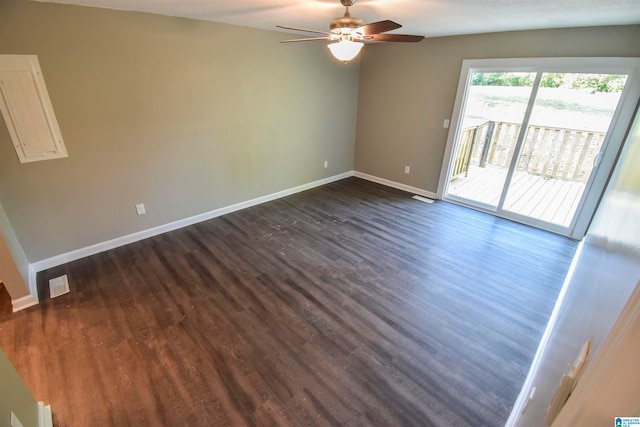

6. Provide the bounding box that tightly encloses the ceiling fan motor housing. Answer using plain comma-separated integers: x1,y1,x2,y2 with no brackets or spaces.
330,12,364,33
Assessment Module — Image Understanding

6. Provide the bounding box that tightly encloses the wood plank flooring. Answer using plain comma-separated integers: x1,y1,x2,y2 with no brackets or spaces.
0,177,578,426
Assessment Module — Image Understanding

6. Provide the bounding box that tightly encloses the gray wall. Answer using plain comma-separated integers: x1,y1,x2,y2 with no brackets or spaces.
0,348,39,427
2,0,638,265
354,25,640,193
0,0,359,262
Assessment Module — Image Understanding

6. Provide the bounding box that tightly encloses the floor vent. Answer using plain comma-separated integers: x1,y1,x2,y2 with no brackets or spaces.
49,275,70,298
412,195,435,204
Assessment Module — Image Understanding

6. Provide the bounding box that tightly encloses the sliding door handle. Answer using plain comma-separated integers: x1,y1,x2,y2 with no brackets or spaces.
593,152,604,167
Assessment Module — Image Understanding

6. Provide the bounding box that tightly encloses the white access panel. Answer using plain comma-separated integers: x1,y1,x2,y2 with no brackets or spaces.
0,55,68,163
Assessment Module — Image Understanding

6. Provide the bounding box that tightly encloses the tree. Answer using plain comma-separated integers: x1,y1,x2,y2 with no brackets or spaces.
540,73,564,88
571,74,626,93
472,72,627,93
471,72,534,87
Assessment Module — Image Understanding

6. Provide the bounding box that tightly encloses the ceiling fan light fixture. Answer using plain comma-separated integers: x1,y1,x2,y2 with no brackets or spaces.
327,39,364,63
279,0,423,62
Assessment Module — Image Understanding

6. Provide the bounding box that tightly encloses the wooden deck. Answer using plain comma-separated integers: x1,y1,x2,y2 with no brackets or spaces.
447,165,585,227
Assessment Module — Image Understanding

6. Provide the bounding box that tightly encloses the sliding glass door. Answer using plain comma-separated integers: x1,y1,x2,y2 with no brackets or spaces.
447,72,536,208
439,58,640,238
502,73,626,227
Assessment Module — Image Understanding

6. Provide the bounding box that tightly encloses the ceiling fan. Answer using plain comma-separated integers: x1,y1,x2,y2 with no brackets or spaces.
277,0,424,63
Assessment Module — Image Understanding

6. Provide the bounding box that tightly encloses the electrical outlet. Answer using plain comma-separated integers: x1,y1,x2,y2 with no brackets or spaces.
404,166,410,174
136,203,146,215
324,160,328,168
443,119,450,128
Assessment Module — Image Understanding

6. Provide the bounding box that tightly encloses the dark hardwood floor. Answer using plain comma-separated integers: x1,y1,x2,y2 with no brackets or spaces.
0,177,578,426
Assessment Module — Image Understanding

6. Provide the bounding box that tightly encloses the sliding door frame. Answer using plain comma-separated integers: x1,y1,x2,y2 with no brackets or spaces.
437,57,640,239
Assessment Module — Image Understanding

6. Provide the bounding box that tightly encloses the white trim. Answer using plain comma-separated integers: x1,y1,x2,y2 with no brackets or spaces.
37,401,53,427
437,58,471,199
505,238,586,426
29,171,435,274
31,172,354,272
28,265,38,303
11,293,38,312
353,171,438,199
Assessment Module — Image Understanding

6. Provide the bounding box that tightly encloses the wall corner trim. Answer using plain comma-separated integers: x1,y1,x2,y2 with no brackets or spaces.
28,265,38,303
38,401,53,427
353,171,438,199
30,171,354,273
11,294,38,312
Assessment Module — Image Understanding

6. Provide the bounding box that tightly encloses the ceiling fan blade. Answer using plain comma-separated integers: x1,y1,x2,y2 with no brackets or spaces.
367,34,424,42
355,20,401,36
280,37,332,43
276,25,331,36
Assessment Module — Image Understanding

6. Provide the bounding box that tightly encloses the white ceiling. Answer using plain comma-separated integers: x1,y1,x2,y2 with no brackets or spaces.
32,0,640,38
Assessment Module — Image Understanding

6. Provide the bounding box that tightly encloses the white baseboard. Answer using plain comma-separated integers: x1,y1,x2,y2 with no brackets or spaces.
11,294,38,312
38,401,53,427
30,172,354,273
353,171,438,199
28,265,38,303
30,171,435,274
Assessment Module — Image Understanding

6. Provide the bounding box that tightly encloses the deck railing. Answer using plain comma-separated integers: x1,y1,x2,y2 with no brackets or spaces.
451,121,606,182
